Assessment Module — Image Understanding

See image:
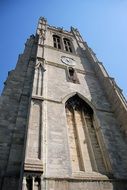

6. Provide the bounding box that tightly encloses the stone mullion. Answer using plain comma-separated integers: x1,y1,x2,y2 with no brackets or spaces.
22,176,27,190
81,111,98,172
66,108,79,172
40,175,45,190
34,178,38,190
32,176,34,190
73,109,93,172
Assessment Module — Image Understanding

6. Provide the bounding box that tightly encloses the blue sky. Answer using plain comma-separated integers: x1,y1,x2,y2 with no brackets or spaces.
0,0,127,97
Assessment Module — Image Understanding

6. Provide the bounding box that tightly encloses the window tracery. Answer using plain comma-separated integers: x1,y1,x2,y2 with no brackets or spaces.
52,35,73,53
65,95,107,174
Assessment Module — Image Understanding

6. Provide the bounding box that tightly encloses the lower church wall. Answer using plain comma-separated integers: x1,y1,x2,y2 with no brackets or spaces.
1,177,127,190
45,178,127,190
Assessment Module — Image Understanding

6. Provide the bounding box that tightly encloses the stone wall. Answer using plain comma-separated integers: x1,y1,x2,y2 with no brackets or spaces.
0,35,37,189
45,178,127,190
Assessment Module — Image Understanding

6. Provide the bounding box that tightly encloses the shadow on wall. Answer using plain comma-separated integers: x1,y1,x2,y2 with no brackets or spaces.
78,46,127,190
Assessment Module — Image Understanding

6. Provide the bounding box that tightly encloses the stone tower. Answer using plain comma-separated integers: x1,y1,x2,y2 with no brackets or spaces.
0,17,127,190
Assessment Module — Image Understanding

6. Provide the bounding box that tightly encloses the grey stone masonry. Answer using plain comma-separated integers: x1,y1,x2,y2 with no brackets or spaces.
0,17,127,190
0,35,37,189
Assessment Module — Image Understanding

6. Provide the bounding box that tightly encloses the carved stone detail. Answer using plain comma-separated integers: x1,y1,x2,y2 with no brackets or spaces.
32,62,45,96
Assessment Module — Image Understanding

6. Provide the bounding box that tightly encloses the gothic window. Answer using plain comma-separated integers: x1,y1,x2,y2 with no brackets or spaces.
63,38,72,53
67,67,79,84
53,35,61,49
33,63,45,96
25,175,41,190
65,95,107,174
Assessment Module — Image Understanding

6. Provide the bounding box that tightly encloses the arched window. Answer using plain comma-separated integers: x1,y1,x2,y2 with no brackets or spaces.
65,95,107,174
26,175,41,190
34,63,45,96
63,38,72,53
53,35,61,49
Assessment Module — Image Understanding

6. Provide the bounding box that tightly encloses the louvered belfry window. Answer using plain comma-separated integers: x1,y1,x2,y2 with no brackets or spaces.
63,38,72,53
53,35,61,49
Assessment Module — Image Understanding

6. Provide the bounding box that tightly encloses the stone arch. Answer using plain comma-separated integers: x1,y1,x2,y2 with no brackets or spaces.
62,92,94,110
65,93,110,175
62,92,102,130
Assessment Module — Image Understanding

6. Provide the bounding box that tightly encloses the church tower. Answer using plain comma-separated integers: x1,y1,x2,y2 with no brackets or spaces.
0,17,127,190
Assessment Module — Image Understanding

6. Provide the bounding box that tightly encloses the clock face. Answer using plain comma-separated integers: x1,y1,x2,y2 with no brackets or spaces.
61,56,76,66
